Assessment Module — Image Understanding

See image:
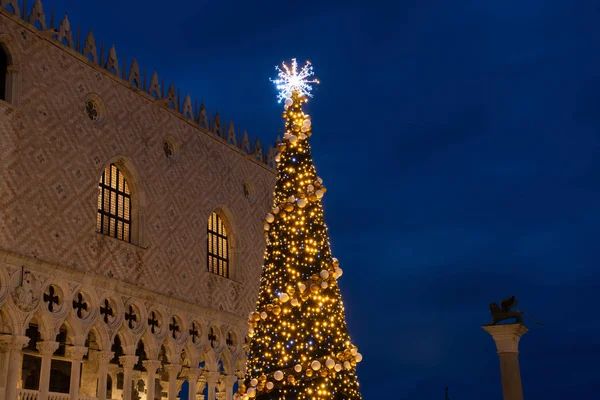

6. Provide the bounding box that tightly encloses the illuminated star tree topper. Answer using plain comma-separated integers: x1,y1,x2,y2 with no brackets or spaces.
270,58,320,103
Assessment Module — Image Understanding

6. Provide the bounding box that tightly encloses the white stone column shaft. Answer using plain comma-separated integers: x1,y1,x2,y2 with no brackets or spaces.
483,324,529,400
66,346,89,400
142,360,161,400
1,336,29,400
119,355,139,400
36,341,60,400
164,364,182,400
95,351,114,400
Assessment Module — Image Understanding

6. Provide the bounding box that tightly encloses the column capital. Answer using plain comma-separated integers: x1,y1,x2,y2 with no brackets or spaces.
95,350,115,363
482,323,528,354
65,345,88,361
223,374,238,385
36,341,60,356
164,363,182,376
119,354,139,369
187,367,203,380
0,335,30,351
205,371,220,382
142,359,162,373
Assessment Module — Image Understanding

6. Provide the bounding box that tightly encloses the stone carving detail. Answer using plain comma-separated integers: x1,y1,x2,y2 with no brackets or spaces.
227,121,236,146
1,0,20,16
253,138,262,161
28,0,47,30
105,45,120,76
198,102,208,128
240,130,250,154
213,112,222,137
83,29,98,63
57,14,74,49
128,58,141,87
148,71,161,98
182,94,194,119
487,296,543,326
11,271,40,312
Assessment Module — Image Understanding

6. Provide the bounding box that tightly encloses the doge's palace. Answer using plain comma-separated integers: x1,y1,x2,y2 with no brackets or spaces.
0,2,276,400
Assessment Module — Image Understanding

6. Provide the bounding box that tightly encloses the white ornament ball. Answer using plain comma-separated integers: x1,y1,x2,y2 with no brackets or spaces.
279,293,290,303
299,133,307,140
307,184,315,192
320,270,330,279
334,363,342,372
325,358,335,369
250,378,258,387
320,281,328,289
260,312,268,320
311,360,321,371
291,298,299,307
274,370,284,381
294,364,302,372
298,283,306,292
266,381,274,390
273,206,280,214
335,267,343,277
355,353,363,362
265,213,275,223
283,133,291,140
285,98,293,107
285,91,293,99
317,177,323,184
303,119,312,127
343,361,351,370
301,125,308,132
246,387,256,397
248,311,255,319
351,348,358,356
315,189,324,199
332,257,339,266
297,198,307,208
289,135,298,144
288,195,296,203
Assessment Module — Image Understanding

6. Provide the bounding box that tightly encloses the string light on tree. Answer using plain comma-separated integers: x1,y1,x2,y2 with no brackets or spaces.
240,60,362,400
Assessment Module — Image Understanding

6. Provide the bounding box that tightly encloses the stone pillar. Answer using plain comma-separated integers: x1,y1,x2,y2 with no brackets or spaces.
187,368,202,400
0,336,29,400
142,360,161,400
36,341,60,400
66,346,89,400
205,372,219,400
95,351,114,400
482,324,529,400
164,364,182,400
223,375,237,400
119,355,139,400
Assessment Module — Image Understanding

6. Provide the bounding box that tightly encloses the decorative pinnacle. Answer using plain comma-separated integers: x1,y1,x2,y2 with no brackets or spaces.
270,58,319,103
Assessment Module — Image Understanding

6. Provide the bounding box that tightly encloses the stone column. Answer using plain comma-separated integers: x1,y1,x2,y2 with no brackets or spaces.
95,351,114,400
223,375,237,400
36,341,60,400
187,368,202,400
66,346,88,400
119,355,139,400
164,364,182,400
0,335,29,400
205,372,219,400
482,324,529,400
142,360,161,400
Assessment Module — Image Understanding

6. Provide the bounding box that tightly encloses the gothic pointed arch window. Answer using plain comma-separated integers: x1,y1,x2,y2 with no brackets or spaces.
97,164,132,242
207,212,229,278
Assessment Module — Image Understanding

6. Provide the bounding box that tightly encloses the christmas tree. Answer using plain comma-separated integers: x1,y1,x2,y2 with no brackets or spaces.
241,60,362,400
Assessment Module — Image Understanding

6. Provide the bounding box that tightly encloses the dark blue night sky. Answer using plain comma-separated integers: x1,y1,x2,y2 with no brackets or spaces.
49,0,599,398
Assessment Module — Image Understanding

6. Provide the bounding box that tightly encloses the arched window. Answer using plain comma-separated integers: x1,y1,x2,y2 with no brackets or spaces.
0,45,8,102
97,164,131,242
207,212,229,278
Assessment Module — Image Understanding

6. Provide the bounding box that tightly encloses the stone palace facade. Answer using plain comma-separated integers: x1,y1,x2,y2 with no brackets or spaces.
0,2,276,400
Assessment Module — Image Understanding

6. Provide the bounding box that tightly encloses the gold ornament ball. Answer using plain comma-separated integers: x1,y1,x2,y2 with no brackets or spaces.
266,382,274,390
252,312,261,321
310,284,320,294
320,281,328,289
344,361,351,370
265,213,275,223
287,375,295,383
311,360,321,371
272,305,281,315
294,364,302,372
306,369,313,377
320,270,330,279
298,283,306,292
325,358,335,369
